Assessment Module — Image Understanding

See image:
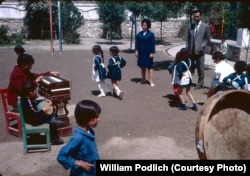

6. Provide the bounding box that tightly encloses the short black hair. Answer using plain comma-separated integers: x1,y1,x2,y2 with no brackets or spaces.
110,46,119,55
74,100,101,125
193,8,202,16
234,60,247,74
246,63,250,74
14,45,25,54
17,54,34,66
141,18,151,29
21,81,37,97
212,52,224,61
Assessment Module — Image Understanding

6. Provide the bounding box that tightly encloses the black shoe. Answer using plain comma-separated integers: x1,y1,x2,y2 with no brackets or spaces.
51,138,64,145
194,84,203,90
118,91,124,100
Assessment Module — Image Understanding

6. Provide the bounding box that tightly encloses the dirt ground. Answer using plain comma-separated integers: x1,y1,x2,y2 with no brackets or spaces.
0,38,215,176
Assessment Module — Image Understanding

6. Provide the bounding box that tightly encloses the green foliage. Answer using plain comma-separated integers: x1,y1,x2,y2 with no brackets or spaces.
147,2,185,39
23,0,83,44
59,2,84,44
125,1,149,18
98,1,125,41
0,25,25,45
238,2,250,29
0,25,10,45
10,33,25,44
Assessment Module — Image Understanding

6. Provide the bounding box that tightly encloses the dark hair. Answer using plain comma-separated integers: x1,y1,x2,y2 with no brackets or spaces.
179,48,190,61
245,63,250,74
193,8,202,16
212,52,224,61
109,46,119,55
21,81,37,97
92,45,104,58
174,51,182,64
14,45,25,54
74,100,101,125
17,54,35,66
234,60,247,74
141,18,151,29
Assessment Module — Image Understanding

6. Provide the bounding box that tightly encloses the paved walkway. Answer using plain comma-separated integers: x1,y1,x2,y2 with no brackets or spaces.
18,37,235,68
0,37,236,175
166,43,235,68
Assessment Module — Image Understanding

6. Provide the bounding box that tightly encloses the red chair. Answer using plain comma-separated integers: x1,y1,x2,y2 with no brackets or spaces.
0,88,22,137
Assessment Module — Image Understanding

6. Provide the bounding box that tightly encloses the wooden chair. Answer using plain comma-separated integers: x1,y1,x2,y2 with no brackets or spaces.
17,96,51,155
0,88,22,137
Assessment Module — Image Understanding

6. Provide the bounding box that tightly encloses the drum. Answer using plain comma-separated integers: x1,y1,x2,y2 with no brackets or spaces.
195,90,250,159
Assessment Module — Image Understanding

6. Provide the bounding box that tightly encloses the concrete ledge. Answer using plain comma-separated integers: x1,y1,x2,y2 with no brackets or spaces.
210,39,248,62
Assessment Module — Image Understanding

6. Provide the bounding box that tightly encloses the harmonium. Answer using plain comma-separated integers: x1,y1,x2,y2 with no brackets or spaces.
38,75,72,137
38,76,70,103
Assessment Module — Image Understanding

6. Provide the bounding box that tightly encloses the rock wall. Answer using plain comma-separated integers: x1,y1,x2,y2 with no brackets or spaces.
0,18,185,39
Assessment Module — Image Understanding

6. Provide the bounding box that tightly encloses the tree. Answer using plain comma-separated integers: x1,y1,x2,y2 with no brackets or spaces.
97,1,126,42
148,1,185,40
59,1,84,44
125,1,151,40
23,0,83,43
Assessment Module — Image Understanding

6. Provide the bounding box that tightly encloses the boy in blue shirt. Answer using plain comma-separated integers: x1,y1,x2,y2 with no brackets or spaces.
57,100,101,176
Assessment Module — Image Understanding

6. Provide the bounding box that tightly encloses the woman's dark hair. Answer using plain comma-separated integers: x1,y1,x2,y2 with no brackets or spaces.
14,45,25,54
17,54,35,66
234,60,247,74
75,100,101,125
92,45,104,58
141,18,151,29
109,46,119,55
21,81,37,97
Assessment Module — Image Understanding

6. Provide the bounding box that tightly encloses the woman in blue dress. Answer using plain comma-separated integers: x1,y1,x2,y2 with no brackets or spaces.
135,19,156,87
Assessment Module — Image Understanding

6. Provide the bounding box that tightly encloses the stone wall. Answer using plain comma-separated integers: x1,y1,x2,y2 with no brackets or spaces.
0,18,185,39
0,1,185,39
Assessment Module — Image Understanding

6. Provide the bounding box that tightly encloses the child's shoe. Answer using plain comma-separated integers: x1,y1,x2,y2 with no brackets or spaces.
118,91,124,100
192,103,198,111
179,104,187,110
97,93,105,97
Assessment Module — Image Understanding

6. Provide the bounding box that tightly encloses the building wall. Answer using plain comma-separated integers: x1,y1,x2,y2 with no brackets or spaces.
0,1,186,39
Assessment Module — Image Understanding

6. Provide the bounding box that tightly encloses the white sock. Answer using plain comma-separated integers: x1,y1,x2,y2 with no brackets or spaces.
114,85,121,95
97,83,105,95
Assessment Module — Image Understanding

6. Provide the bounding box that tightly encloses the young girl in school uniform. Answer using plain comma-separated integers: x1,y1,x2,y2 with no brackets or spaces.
91,45,113,97
176,48,198,111
107,46,126,100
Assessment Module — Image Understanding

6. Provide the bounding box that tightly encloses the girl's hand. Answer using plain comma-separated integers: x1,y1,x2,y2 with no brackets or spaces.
76,160,94,172
150,53,154,59
35,76,43,83
50,71,59,76
135,51,138,58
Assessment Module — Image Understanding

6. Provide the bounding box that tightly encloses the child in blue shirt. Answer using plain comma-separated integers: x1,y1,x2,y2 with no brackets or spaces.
57,100,101,176
241,63,250,91
214,60,246,92
176,48,198,111
91,45,113,97
107,46,126,100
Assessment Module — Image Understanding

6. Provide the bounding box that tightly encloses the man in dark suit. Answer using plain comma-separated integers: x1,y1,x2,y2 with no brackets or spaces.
187,9,210,89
